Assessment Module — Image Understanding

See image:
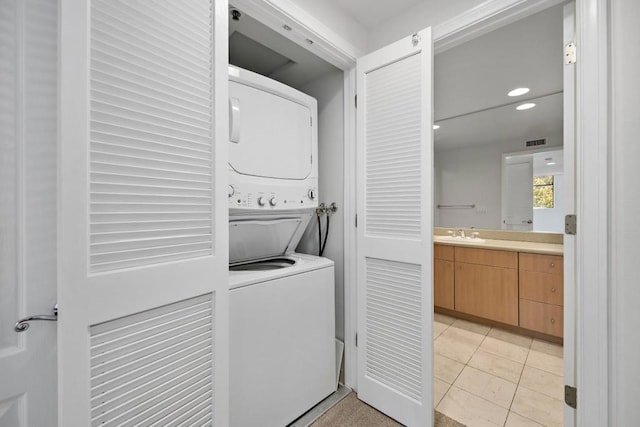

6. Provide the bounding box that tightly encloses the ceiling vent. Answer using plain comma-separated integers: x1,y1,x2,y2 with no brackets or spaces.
525,138,547,148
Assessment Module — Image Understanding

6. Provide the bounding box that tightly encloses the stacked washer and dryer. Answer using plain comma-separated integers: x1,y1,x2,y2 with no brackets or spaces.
227,66,336,427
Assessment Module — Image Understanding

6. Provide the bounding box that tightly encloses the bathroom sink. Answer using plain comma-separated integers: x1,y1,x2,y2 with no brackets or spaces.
434,235,486,244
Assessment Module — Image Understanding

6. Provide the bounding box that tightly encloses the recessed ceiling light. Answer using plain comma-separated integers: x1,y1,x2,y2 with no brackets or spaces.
516,103,536,111
508,87,530,97
433,124,440,130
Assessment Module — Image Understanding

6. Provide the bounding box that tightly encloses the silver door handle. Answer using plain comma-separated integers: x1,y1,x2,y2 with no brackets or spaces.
14,304,58,332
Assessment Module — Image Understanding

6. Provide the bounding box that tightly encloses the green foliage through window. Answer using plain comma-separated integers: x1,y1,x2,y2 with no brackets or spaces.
533,175,554,208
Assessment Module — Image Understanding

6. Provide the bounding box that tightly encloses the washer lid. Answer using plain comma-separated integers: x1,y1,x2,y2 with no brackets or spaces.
229,213,312,264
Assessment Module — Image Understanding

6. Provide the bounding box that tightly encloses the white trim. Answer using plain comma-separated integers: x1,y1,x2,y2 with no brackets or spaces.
230,0,361,70
433,0,566,53
562,4,577,426
575,0,608,425
15,0,26,351
342,67,358,390
213,0,231,424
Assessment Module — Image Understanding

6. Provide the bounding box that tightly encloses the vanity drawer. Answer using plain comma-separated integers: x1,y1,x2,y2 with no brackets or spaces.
519,253,563,275
434,244,454,261
455,247,517,269
519,271,563,306
519,299,563,337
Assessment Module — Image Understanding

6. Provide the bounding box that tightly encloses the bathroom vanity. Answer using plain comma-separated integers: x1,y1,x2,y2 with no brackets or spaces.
434,233,564,341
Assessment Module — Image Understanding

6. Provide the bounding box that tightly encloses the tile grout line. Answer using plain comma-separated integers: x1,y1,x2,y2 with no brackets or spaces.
503,337,534,427
435,324,493,421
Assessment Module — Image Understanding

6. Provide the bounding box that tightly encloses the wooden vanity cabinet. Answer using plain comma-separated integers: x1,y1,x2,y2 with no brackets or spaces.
519,253,564,337
433,244,564,339
454,248,519,325
433,244,454,310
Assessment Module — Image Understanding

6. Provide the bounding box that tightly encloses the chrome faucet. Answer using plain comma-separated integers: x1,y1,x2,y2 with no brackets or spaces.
457,229,466,238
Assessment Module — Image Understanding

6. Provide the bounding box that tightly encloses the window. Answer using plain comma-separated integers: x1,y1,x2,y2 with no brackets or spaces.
533,175,554,208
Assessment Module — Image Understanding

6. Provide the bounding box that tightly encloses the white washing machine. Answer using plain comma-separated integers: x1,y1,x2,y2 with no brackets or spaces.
227,67,335,427
229,214,336,427
229,252,335,427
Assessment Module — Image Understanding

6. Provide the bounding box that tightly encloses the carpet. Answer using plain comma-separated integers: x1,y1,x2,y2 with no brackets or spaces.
310,392,465,427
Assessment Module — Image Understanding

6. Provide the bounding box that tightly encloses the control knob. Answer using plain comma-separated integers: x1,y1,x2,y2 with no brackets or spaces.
228,185,235,198
269,197,278,207
257,196,266,207
307,189,316,200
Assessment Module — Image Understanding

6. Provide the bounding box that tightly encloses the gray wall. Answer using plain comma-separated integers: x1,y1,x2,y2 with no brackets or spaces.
297,70,346,341
609,0,640,424
434,136,562,230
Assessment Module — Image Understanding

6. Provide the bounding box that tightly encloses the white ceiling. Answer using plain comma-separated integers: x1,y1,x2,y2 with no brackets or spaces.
325,0,422,29
435,92,563,150
434,5,564,150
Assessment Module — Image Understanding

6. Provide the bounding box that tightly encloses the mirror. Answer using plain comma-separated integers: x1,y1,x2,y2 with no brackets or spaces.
433,5,564,233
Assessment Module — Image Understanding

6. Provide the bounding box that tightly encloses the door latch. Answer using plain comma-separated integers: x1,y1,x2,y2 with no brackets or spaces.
14,304,58,332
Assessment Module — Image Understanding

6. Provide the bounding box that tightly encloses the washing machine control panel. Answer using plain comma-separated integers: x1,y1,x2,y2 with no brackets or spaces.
228,179,318,210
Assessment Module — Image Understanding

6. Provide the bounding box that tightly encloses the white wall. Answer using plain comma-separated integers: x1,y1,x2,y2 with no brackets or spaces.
609,0,640,424
367,0,486,52
434,136,562,230
296,70,345,341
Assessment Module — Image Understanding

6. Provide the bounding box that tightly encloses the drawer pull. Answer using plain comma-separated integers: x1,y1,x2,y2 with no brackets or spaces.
550,318,556,324
550,262,555,268
551,287,556,293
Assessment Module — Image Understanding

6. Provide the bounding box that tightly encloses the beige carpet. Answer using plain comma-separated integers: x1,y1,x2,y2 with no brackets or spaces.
311,392,465,427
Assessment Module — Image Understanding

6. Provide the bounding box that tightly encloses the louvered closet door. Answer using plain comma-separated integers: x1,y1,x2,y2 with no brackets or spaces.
356,29,433,427
58,1,229,425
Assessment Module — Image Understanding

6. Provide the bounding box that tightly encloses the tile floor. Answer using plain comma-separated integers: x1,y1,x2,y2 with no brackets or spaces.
433,313,564,427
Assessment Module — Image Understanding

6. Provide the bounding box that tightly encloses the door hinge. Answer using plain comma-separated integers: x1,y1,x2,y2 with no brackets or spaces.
355,333,358,347
355,214,358,228
565,42,577,65
565,385,577,408
355,94,357,108
565,214,577,235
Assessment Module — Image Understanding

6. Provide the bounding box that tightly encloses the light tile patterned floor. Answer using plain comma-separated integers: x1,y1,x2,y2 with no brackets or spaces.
433,313,564,427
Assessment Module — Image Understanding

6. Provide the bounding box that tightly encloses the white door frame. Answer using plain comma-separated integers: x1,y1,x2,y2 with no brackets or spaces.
233,1,609,425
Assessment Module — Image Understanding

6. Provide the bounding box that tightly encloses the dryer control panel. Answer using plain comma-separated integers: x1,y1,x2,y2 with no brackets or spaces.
228,178,318,210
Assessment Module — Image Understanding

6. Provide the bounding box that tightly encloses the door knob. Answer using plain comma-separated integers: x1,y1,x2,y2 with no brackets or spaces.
14,304,58,332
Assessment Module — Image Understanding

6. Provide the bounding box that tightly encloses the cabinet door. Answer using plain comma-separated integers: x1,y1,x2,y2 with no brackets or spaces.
434,259,454,310
455,263,518,325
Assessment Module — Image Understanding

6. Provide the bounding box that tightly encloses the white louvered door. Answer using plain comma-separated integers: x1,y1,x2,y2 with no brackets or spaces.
356,29,433,427
59,1,229,425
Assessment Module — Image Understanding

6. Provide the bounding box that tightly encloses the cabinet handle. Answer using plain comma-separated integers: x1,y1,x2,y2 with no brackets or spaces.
551,287,556,293
550,262,555,268
550,318,556,324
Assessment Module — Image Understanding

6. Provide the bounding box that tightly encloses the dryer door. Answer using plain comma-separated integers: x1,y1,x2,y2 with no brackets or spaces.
229,81,313,180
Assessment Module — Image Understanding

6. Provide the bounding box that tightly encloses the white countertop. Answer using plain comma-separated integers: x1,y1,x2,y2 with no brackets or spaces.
433,236,563,255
